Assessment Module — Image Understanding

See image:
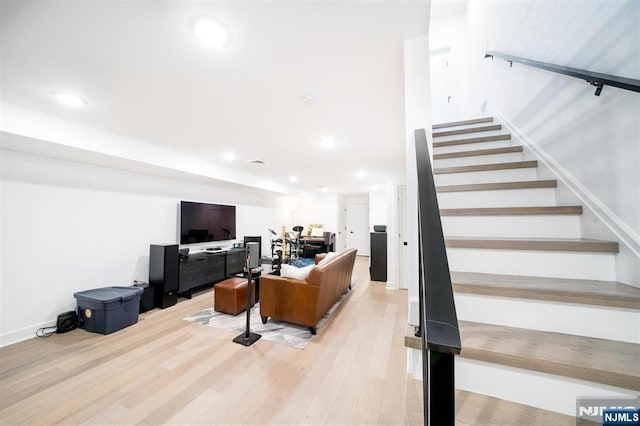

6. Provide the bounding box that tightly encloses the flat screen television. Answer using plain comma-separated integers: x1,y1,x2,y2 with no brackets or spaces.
180,201,236,244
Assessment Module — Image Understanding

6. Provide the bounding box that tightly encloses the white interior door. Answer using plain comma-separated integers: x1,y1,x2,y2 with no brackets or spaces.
399,186,408,290
430,51,453,123
346,203,369,256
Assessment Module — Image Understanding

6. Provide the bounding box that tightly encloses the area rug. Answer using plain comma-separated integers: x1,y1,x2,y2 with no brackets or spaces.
289,257,315,268
183,285,353,349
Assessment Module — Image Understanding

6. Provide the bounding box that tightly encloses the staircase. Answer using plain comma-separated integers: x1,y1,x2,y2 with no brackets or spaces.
406,117,640,423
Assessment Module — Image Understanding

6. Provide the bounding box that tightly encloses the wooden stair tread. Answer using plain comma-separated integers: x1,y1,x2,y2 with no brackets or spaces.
405,376,575,426
445,237,619,253
440,206,583,216
460,322,640,391
433,134,511,148
432,117,494,130
433,124,502,138
437,179,557,193
405,323,640,391
434,160,537,175
451,271,640,309
434,146,523,160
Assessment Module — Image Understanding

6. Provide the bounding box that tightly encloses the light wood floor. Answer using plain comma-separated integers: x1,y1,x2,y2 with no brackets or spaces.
0,256,409,425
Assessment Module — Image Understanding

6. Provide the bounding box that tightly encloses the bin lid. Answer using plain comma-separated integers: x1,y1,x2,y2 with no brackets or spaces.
74,286,143,303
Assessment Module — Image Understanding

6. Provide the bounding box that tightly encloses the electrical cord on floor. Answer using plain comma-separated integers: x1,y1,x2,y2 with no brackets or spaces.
35,326,57,338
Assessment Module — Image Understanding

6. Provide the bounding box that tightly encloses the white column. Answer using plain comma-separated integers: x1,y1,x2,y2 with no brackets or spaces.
404,35,432,353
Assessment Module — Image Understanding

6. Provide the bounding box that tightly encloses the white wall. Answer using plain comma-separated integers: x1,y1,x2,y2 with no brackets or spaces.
0,149,288,346
441,0,640,284
369,189,387,231
295,192,339,238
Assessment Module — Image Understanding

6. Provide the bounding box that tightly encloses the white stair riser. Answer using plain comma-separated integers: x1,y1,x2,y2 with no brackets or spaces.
447,248,616,281
454,293,640,343
407,352,637,416
455,358,638,416
433,129,505,142
434,140,513,154
442,215,581,238
437,188,557,208
434,151,523,168
435,167,538,186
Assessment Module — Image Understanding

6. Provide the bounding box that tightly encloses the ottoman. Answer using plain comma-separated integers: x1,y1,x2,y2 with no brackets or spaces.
214,277,256,315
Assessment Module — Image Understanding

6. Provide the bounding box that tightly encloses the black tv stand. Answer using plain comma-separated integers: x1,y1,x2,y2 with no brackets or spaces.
177,248,246,298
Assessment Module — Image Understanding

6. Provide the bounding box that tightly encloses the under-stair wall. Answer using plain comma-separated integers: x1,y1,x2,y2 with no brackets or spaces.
406,118,640,420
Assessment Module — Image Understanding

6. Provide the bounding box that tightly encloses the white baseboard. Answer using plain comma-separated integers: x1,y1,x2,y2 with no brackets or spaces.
496,112,640,260
0,319,54,348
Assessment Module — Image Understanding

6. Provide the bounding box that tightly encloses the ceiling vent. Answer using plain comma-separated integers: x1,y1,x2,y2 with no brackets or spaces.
248,159,268,165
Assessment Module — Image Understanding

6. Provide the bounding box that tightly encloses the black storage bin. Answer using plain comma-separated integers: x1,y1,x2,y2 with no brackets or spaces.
74,286,143,334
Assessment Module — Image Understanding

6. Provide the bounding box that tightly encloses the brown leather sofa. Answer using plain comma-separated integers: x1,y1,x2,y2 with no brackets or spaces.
259,248,357,334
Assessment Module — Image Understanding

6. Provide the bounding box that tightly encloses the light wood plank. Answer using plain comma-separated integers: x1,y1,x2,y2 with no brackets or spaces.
441,206,583,216
433,134,511,148
433,117,494,130
433,124,502,138
434,160,537,175
451,271,640,309
0,257,409,424
434,146,523,160
437,179,557,193
445,237,619,253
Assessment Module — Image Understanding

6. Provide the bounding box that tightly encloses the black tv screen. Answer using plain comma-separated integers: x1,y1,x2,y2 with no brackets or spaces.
180,201,236,244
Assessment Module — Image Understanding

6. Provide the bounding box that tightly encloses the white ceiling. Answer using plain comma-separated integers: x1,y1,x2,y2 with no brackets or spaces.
0,1,429,195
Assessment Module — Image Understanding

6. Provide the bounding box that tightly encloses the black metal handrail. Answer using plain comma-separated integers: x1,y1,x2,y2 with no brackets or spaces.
485,50,640,96
414,128,461,425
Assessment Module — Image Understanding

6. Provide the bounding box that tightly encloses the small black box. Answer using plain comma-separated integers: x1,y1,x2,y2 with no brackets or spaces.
134,282,155,313
373,225,387,232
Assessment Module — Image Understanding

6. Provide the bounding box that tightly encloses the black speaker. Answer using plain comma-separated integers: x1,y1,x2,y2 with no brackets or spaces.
149,244,178,308
370,232,387,282
56,311,78,333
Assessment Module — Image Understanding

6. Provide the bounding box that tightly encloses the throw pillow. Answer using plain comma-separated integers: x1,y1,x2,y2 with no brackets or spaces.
318,251,339,266
280,264,314,280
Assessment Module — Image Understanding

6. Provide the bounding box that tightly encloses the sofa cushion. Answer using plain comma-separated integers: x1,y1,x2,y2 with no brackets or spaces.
281,263,314,280
318,251,339,266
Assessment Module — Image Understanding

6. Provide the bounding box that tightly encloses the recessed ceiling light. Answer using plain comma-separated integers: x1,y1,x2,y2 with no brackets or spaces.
356,170,367,178
320,137,335,149
289,176,297,183
52,91,86,108
301,93,318,107
192,17,231,48
223,152,235,161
